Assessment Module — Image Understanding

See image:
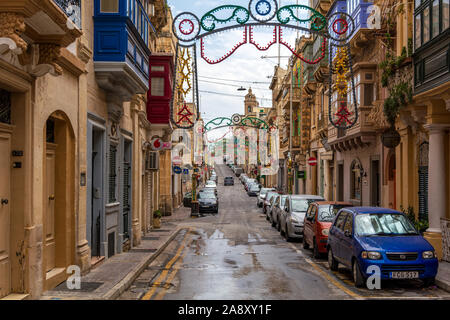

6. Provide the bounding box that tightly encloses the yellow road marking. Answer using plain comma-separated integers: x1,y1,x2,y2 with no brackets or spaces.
153,242,191,300
304,257,363,300
141,228,192,300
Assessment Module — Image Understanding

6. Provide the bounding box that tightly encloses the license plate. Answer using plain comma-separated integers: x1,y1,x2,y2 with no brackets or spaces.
390,271,419,279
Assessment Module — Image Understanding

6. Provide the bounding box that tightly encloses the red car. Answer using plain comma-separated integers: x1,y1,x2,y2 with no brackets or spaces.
303,201,353,258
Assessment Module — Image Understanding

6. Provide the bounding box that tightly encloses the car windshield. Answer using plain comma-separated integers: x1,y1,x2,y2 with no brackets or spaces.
280,196,288,207
250,186,260,191
355,214,418,236
198,193,215,199
318,205,347,222
206,181,215,185
260,189,272,195
291,199,316,212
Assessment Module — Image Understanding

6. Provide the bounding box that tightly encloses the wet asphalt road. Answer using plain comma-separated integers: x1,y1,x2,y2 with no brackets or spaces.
119,165,450,300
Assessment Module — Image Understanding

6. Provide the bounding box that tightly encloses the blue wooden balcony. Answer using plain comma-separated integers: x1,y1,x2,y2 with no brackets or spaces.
347,0,374,40
94,0,156,100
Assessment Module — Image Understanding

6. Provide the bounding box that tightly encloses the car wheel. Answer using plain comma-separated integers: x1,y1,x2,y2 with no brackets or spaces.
285,224,292,242
352,260,366,288
327,248,338,271
423,278,435,287
303,237,309,249
277,220,281,232
271,215,276,228
313,238,320,259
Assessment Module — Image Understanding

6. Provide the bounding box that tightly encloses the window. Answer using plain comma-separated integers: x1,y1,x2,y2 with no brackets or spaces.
343,214,353,234
101,0,119,13
109,144,117,203
151,77,165,96
432,0,440,38
334,212,348,231
415,14,422,49
423,6,430,43
0,89,11,124
444,0,450,30
350,160,362,200
363,83,374,106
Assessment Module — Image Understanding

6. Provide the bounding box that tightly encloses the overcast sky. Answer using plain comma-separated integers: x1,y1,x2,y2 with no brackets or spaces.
168,0,308,135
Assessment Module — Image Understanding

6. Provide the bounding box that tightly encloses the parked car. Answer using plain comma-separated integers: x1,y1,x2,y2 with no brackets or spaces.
257,188,276,208
234,167,244,177
270,195,289,230
224,176,234,186
327,207,438,288
183,192,192,208
240,174,248,184
264,191,279,215
267,194,280,223
247,184,261,197
198,191,219,214
279,195,325,242
303,202,353,258
210,174,218,183
244,178,257,191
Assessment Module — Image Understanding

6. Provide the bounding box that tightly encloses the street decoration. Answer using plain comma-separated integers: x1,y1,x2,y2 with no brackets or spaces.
177,102,194,125
150,138,163,151
204,116,271,132
171,1,359,130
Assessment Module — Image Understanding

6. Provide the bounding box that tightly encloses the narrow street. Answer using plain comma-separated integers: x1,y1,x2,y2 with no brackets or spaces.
119,165,450,300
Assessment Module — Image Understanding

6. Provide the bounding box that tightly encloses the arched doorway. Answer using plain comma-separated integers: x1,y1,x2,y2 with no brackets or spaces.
387,151,396,210
43,111,75,290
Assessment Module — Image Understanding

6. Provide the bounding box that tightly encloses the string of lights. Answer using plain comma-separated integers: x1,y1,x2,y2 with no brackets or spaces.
198,75,271,84
199,89,272,102
199,79,271,90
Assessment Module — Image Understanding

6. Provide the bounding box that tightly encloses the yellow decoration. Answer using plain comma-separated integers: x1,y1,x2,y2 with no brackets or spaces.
177,47,192,96
335,47,349,96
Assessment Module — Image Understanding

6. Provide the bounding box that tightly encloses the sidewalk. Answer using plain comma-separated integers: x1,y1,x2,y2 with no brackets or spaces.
41,206,192,300
436,261,450,293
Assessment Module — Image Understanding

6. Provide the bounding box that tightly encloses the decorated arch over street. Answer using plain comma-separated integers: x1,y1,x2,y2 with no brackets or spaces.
170,1,359,130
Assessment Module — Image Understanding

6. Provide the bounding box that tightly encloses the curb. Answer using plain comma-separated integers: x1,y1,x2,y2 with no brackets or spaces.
436,278,450,293
102,227,183,300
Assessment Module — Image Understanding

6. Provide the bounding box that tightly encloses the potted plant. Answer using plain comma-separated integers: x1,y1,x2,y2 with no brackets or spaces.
153,210,162,229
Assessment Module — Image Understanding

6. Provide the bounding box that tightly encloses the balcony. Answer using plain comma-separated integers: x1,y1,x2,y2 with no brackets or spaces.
347,0,375,49
0,0,83,77
312,0,332,15
312,36,329,82
94,0,157,118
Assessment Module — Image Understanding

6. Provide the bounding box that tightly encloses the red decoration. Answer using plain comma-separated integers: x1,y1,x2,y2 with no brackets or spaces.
201,27,248,64
279,26,327,65
333,19,349,35
177,102,194,125
334,102,353,126
249,26,277,51
180,19,195,35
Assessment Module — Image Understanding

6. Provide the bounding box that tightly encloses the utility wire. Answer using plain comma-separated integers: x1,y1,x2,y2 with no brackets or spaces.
199,89,272,102
199,79,271,91
199,75,271,84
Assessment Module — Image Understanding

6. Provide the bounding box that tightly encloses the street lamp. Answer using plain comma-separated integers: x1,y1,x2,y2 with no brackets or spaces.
237,86,246,91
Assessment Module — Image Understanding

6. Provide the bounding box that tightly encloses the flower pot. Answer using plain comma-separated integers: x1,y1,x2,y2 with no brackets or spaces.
153,217,161,229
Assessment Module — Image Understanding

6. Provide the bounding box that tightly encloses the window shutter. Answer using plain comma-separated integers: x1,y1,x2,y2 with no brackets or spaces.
364,84,374,106
109,144,117,203
418,166,429,221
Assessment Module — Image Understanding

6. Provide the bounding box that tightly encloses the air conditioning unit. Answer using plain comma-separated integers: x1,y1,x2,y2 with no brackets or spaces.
146,151,159,170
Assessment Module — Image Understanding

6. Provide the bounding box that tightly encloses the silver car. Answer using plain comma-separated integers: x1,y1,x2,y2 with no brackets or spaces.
257,188,276,208
270,195,289,231
264,191,279,215
279,195,325,242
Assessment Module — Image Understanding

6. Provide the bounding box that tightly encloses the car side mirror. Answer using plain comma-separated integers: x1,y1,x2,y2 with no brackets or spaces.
344,230,352,238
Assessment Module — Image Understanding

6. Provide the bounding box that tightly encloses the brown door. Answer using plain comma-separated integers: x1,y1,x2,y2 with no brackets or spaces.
0,127,11,298
45,143,57,272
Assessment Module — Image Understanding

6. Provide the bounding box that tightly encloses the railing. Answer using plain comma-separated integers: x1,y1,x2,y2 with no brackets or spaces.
127,0,156,47
53,0,82,29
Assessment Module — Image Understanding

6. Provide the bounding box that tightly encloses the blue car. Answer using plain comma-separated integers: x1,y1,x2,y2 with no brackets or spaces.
327,207,438,288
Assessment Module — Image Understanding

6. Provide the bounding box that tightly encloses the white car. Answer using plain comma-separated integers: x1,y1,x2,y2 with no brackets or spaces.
257,188,276,208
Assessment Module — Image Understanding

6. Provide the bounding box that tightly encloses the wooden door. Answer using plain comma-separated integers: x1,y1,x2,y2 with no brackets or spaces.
0,128,11,298
45,143,57,272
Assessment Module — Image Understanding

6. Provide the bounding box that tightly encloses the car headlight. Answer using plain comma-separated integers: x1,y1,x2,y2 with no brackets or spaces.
290,217,300,224
361,251,382,260
423,251,436,259
321,229,329,236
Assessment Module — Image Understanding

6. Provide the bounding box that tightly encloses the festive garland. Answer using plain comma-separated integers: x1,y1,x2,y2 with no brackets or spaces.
249,25,277,51
277,5,326,31
201,27,248,64
334,46,349,96
200,5,250,32
177,47,192,96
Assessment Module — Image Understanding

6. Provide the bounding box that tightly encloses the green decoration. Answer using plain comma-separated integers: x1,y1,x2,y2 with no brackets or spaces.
201,5,250,32
277,5,326,31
